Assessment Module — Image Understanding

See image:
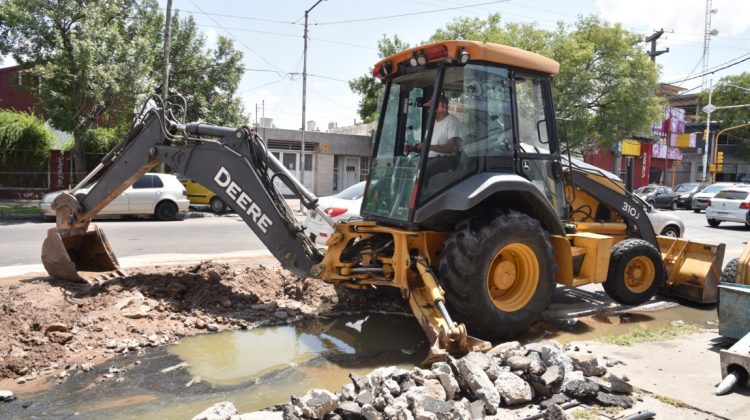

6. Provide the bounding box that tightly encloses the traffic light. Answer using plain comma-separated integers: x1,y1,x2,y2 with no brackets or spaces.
717,151,724,172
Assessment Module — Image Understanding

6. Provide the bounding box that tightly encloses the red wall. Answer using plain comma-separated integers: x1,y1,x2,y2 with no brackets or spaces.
0,66,37,113
584,145,652,190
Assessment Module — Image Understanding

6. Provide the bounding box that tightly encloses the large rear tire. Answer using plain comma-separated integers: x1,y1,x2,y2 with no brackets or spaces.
603,239,664,305
438,211,556,341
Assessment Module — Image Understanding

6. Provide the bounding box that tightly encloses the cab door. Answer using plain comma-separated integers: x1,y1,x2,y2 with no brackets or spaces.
513,74,567,218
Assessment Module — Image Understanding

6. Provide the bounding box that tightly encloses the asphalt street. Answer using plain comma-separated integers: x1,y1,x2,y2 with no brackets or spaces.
0,207,746,275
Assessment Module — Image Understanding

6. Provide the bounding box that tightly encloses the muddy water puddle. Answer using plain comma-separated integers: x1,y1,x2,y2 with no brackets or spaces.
0,314,427,419
1,305,718,419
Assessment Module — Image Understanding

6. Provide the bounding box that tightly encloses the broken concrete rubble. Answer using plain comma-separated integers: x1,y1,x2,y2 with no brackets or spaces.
193,340,636,419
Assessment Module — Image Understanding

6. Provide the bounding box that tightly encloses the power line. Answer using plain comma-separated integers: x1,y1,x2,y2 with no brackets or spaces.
175,8,298,25
188,0,286,76
195,24,376,50
315,0,510,25
667,52,750,85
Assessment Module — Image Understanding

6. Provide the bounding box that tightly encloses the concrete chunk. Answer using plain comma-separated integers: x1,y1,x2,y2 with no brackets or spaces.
494,371,534,406
294,389,339,419
608,373,633,394
431,362,459,400
192,401,238,420
568,352,606,377
457,357,500,414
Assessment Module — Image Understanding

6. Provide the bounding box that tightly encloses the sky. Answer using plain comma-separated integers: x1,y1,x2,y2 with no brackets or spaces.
6,0,750,129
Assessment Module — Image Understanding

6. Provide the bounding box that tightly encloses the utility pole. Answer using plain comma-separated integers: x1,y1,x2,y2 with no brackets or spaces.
301,0,325,197
701,79,715,182
644,29,669,62
701,0,719,92
162,0,173,99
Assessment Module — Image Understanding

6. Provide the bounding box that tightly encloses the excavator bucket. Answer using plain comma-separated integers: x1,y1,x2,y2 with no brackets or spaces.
658,236,725,304
41,225,124,283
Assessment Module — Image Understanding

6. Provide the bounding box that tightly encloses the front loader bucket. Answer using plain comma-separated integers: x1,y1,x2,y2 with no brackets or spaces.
41,225,124,283
658,236,725,304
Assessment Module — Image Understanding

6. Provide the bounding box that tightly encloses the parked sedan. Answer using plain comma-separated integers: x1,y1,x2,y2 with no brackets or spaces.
646,204,685,237
634,185,678,209
674,182,709,209
305,181,365,245
691,182,737,213
40,173,189,221
705,185,750,228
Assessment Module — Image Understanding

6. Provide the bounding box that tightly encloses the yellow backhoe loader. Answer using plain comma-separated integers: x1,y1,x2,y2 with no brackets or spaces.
41,41,725,364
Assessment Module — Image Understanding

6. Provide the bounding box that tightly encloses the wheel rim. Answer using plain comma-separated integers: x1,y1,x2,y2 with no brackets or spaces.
487,243,539,312
158,204,176,219
663,229,677,237
623,256,655,294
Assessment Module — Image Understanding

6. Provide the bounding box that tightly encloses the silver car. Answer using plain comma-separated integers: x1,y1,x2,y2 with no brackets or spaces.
705,185,750,228
691,182,737,213
40,173,189,221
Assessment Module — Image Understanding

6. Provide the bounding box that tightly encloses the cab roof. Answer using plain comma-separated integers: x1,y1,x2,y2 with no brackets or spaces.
373,40,560,79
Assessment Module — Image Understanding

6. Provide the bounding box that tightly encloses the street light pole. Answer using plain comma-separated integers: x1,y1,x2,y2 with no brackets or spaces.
162,0,173,99
301,0,324,197
701,79,714,181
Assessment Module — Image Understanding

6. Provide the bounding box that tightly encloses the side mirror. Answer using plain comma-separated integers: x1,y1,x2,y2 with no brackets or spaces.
536,119,548,144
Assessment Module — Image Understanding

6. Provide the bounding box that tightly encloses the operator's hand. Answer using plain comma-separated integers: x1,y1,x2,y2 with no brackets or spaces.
405,143,421,154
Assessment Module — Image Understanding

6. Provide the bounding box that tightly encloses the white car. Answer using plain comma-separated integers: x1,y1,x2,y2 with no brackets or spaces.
40,173,190,221
691,182,737,212
306,181,365,245
645,204,685,237
705,185,750,228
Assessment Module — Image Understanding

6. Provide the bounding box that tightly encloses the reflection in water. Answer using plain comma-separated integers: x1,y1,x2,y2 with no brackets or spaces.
168,315,426,387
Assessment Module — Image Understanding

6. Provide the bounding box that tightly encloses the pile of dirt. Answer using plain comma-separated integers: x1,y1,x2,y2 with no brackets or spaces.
0,258,407,389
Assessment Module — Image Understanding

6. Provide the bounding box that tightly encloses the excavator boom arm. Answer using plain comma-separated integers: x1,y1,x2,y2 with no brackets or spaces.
42,98,323,281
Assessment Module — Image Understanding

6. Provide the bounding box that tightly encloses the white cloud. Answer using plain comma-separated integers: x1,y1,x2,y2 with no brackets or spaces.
202,28,218,48
595,0,750,36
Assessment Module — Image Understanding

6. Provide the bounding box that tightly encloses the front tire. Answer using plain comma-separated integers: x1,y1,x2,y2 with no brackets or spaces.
693,209,701,213
660,226,680,237
603,239,664,306
670,200,677,210
439,211,556,340
155,201,178,221
708,219,721,227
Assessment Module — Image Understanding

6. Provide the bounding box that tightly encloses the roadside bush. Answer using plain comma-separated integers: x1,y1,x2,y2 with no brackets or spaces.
0,110,52,162
81,127,124,153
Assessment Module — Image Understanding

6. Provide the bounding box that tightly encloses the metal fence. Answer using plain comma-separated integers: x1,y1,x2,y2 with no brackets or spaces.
0,148,50,189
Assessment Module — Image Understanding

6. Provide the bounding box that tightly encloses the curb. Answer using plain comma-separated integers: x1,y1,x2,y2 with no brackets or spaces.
0,209,213,222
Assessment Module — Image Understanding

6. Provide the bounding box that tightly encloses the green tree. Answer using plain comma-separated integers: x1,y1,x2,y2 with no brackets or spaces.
698,73,750,159
349,35,410,123
165,13,247,127
430,14,662,149
0,0,163,181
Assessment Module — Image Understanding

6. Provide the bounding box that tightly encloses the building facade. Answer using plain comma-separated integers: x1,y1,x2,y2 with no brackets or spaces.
256,126,372,197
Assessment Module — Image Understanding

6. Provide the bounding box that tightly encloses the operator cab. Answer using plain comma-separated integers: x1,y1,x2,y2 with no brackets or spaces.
362,41,567,228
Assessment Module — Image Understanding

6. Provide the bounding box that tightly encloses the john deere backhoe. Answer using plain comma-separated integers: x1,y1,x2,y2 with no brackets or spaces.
41,41,725,363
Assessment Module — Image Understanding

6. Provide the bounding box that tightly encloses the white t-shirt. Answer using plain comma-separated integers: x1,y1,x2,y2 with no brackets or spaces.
429,113,462,157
